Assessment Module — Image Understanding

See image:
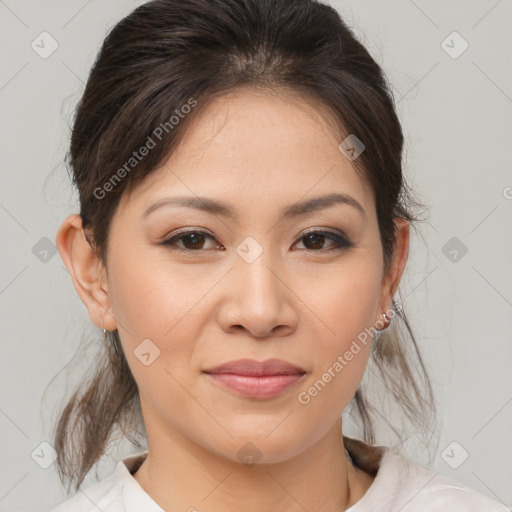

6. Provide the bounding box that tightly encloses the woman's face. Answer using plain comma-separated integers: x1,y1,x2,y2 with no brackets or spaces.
102,88,406,463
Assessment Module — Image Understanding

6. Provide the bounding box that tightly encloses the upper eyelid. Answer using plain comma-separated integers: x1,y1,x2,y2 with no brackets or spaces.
166,227,346,239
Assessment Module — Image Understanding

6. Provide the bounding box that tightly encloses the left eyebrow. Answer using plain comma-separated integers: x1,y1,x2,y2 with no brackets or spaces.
281,192,366,221
142,192,367,221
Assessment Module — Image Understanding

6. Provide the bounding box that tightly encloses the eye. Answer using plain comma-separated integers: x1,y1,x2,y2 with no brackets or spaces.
160,229,221,252
293,229,353,252
160,228,352,253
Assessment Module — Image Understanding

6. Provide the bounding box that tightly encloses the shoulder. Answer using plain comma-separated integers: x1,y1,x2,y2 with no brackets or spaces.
376,450,510,511
344,437,510,512
50,469,124,512
50,452,153,512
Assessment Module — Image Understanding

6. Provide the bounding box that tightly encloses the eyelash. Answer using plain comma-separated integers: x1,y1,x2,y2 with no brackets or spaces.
159,228,353,253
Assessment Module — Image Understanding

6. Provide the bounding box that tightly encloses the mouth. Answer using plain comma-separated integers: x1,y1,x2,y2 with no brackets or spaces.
202,358,307,399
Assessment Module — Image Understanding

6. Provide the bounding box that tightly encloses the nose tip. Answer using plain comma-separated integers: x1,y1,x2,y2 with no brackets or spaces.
231,319,283,339
217,252,298,338
222,294,296,340
245,325,282,339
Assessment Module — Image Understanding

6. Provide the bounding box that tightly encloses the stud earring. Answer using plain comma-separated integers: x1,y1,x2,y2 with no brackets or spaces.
376,310,392,332
101,315,107,341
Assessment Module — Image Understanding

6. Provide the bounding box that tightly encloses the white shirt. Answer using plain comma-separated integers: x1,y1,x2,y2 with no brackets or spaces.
51,437,510,511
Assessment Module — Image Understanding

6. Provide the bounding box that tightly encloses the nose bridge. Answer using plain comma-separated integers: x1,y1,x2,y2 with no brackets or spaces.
222,237,295,336
234,240,283,308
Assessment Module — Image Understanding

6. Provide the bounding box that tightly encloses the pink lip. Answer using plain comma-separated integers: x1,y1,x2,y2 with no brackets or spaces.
203,358,307,399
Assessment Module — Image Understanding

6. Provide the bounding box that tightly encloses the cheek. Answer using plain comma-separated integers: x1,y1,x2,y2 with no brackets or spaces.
106,261,204,414
300,254,382,342
107,244,202,337
294,259,381,409
105,246,202,378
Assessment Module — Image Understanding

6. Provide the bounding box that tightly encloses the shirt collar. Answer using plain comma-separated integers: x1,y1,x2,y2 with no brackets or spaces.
115,451,165,512
116,439,395,512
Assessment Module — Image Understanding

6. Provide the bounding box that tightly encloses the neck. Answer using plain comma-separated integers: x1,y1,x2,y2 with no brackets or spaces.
133,417,375,512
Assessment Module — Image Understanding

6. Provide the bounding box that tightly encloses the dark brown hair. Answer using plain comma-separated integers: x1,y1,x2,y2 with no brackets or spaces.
53,0,437,493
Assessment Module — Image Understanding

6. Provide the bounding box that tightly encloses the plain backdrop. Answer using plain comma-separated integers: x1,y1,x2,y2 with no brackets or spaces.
0,0,511,510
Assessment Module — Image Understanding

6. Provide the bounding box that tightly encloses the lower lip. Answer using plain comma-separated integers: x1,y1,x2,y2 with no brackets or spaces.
204,372,305,399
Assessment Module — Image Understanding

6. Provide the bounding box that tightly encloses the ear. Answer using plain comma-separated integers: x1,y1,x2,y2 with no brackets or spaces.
55,214,117,331
376,217,409,323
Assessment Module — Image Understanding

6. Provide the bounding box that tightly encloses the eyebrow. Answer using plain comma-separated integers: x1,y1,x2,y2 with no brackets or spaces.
142,192,366,221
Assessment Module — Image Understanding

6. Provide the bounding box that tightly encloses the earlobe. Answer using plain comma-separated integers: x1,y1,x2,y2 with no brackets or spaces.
55,214,117,331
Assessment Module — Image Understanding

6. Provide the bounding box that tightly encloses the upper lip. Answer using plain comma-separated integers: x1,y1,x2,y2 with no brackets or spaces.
203,358,306,376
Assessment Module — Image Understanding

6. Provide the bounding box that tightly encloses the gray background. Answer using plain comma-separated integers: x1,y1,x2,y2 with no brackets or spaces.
0,0,511,510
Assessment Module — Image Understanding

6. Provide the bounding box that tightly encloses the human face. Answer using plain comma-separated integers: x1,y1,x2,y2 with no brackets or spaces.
104,87,389,463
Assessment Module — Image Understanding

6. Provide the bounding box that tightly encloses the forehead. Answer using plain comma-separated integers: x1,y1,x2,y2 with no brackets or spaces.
120,87,374,219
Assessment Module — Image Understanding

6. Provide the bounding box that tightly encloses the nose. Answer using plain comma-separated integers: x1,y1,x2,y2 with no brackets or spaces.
216,250,298,339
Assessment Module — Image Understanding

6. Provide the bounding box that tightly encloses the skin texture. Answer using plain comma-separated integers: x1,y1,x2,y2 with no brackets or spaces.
57,87,409,511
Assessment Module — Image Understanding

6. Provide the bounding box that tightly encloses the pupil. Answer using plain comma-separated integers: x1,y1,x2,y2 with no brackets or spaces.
184,233,204,249
305,233,324,250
